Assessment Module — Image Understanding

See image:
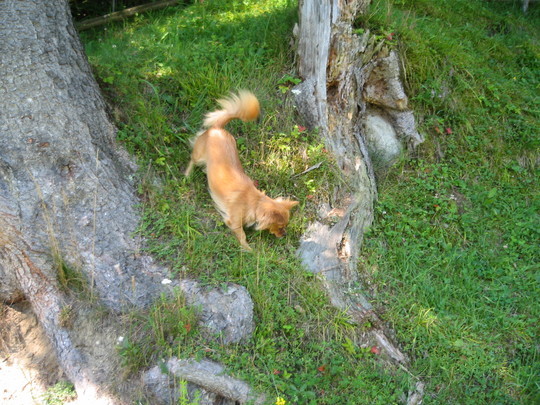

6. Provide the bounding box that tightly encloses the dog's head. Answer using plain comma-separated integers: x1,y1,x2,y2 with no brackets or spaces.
256,198,299,238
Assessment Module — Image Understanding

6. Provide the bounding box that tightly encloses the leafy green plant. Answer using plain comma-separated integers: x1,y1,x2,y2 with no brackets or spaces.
178,379,201,405
118,291,199,373
41,381,76,405
277,74,301,93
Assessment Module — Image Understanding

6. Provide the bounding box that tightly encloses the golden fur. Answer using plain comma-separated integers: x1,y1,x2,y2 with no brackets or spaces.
185,91,298,250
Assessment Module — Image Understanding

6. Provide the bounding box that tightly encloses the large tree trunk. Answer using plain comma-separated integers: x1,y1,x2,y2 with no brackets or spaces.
1,1,138,402
294,0,424,403
0,1,254,402
0,0,157,309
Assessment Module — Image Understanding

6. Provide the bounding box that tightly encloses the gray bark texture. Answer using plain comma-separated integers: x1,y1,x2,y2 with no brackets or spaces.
293,0,424,401
0,0,255,402
294,0,376,327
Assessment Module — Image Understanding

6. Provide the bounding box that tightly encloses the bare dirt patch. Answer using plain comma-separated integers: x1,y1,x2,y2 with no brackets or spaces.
0,302,64,404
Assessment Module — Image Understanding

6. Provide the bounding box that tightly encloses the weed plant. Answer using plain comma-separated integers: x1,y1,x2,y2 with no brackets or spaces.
80,0,539,403
41,381,76,405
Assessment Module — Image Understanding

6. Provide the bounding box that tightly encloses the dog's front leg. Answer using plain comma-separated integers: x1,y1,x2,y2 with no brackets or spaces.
226,219,251,251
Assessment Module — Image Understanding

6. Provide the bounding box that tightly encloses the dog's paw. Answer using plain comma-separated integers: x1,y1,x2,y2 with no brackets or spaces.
240,244,253,252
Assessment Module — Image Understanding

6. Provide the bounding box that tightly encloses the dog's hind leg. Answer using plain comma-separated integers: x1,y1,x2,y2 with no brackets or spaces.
184,160,194,177
185,132,208,177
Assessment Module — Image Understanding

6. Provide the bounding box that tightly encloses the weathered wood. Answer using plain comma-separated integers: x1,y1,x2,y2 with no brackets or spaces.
294,0,377,324
294,0,424,402
76,0,182,31
144,358,266,405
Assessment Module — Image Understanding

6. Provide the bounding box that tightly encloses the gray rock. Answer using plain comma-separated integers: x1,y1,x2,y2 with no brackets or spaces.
363,111,403,167
175,280,254,345
388,109,425,149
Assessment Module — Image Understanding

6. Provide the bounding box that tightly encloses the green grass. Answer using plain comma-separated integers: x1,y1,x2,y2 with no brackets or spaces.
358,0,539,403
81,0,539,403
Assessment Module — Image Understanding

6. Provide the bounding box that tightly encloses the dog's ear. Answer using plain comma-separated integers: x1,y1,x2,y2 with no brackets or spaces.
272,210,287,223
283,199,299,210
276,198,299,210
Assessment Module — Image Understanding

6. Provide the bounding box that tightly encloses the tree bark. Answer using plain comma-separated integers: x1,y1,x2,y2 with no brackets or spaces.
294,0,378,328
0,0,254,402
294,0,424,401
0,1,139,401
0,0,157,311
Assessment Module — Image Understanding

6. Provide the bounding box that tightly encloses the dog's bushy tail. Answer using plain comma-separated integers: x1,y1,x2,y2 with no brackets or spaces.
203,90,260,129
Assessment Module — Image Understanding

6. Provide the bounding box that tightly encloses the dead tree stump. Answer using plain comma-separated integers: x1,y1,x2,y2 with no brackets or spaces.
293,1,424,402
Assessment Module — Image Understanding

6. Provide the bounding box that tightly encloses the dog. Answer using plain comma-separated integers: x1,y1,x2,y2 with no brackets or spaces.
185,90,298,251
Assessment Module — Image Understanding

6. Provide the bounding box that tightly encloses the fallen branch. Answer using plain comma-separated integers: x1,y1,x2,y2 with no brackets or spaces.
292,161,323,178
76,0,182,31
144,357,266,404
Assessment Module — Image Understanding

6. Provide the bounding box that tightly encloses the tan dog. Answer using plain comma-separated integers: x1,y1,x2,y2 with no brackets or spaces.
185,91,298,251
